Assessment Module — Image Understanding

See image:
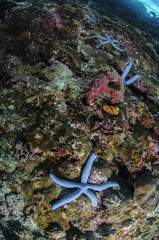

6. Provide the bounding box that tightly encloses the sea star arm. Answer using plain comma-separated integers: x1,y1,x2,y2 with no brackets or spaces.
105,33,111,40
121,62,139,86
88,181,119,191
106,33,124,52
81,153,96,183
90,35,107,41
111,40,119,43
111,41,125,52
96,40,110,49
84,189,97,206
50,174,79,188
106,33,119,43
121,62,132,85
51,189,82,210
125,74,140,86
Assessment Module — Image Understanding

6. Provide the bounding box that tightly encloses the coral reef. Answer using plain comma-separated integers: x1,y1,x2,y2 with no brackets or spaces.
0,0,159,239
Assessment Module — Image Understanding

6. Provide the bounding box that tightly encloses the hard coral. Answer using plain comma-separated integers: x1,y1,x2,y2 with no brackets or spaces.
87,72,124,104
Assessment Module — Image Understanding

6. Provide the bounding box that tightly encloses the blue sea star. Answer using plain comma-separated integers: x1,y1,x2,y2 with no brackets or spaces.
121,62,139,86
50,153,119,210
90,33,125,52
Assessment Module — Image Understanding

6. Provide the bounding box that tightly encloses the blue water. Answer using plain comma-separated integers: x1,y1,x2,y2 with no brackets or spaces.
91,0,159,39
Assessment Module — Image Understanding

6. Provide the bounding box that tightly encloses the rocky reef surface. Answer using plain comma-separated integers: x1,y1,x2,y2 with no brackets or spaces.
0,0,159,239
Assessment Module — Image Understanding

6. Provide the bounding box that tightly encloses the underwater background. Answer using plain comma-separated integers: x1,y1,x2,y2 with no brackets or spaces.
0,0,159,239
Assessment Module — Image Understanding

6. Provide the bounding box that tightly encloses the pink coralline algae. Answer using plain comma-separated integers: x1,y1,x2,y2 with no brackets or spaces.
31,146,42,154
53,13,63,29
87,72,124,104
147,135,159,157
133,77,147,92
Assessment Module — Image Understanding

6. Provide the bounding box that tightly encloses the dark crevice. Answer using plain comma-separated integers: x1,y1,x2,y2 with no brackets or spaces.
115,159,135,195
